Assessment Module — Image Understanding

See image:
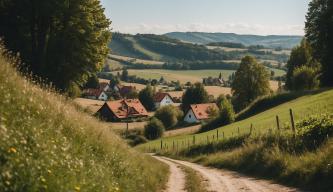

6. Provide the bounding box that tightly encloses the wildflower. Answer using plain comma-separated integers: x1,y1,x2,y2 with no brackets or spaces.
47,169,52,174
74,186,80,191
40,177,46,183
8,147,17,153
5,181,10,186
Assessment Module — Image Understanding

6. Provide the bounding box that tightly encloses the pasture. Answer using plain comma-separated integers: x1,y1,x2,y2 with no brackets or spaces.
138,89,333,152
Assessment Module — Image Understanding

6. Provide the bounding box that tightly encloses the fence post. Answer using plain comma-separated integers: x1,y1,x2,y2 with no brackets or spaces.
173,141,175,151
238,127,240,135
160,140,163,150
223,132,225,139
193,135,195,145
250,124,253,135
289,109,296,136
276,115,280,131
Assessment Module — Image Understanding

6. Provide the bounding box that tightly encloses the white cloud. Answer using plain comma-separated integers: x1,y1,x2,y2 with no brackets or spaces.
113,23,304,36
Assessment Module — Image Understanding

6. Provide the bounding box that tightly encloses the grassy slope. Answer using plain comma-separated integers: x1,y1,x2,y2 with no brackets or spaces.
139,89,333,151
125,36,165,61
0,52,168,191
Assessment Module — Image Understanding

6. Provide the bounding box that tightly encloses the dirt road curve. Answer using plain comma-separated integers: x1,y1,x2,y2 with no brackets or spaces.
154,156,303,192
153,156,186,192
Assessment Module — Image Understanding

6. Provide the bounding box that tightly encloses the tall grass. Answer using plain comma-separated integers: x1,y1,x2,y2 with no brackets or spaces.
0,48,168,191
164,115,333,191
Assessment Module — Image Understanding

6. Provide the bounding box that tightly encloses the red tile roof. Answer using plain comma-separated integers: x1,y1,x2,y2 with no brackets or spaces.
105,99,148,119
153,92,173,102
99,82,109,90
189,103,218,120
83,89,104,98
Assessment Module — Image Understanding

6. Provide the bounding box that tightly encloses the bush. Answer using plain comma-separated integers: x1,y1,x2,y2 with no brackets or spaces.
200,96,235,132
292,66,319,91
126,134,148,146
154,105,184,129
144,118,165,140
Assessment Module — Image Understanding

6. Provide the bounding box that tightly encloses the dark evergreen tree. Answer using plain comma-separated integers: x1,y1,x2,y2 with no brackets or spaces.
181,82,209,111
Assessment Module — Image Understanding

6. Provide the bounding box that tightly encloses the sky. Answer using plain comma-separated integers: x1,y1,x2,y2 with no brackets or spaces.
100,0,311,36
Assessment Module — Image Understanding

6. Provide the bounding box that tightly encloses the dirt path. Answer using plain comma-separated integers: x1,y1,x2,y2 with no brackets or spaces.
154,156,303,192
152,156,186,192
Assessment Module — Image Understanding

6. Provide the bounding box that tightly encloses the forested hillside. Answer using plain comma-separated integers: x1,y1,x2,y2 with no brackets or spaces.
165,32,303,49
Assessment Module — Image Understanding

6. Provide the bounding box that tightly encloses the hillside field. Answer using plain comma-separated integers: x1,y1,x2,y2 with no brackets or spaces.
138,89,333,151
0,49,168,191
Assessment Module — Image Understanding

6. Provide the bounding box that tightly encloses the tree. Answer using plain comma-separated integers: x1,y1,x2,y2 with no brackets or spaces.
232,56,270,111
181,82,209,111
0,0,111,91
292,66,319,91
121,68,129,82
305,0,333,86
154,105,183,129
144,118,165,140
200,95,235,132
285,39,319,90
124,89,139,99
139,85,155,111
85,75,99,89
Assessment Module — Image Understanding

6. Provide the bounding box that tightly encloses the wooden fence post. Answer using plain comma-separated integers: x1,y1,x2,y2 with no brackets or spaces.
238,127,240,135
160,140,163,150
250,124,253,135
276,115,280,131
223,132,225,139
289,109,296,135
173,141,175,150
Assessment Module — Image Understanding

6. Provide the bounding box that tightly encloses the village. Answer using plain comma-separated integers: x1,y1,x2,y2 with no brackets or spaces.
75,77,221,126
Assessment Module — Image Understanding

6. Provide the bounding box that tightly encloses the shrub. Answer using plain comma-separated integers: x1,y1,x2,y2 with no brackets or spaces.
292,66,319,91
126,134,148,146
154,105,183,129
144,118,165,140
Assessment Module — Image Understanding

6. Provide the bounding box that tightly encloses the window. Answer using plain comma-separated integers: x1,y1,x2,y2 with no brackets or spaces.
189,114,191,118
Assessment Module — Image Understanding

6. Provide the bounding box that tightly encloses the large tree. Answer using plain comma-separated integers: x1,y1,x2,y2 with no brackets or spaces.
0,0,111,91
232,56,270,111
285,39,319,90
181,82,209,111
305,0,333,86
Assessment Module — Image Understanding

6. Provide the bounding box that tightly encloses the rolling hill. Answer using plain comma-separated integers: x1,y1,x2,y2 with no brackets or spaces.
0,48,168,191
165,32,303,49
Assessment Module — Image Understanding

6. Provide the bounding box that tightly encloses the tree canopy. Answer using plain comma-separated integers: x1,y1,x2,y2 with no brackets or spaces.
181,82,209,112
0,0,111,91
139,85,155,111
232,56,270,111
305,0,333,86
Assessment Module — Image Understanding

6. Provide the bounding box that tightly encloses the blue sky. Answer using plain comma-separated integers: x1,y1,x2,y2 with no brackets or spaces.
101,0,310,35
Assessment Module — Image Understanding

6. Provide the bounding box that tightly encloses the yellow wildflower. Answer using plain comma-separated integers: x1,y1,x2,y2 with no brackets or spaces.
75,186,80,191
8,147,17,153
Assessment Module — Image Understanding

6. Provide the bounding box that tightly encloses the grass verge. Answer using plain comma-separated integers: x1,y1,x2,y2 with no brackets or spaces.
0,48,168,191
162,114,333,191
182,166,208,192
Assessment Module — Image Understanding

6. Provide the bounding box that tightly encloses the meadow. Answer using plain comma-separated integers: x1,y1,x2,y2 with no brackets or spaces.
0,49,168,192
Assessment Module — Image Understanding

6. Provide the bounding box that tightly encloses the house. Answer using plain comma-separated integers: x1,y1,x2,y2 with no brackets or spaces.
99,82,110,92
183,103,219,123
96,99,148,122
153,92,174,108
83,89,108,101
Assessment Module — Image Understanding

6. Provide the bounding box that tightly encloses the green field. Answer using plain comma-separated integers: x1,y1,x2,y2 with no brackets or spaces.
0,49,168,191
114,69,235,83
113,68,285,84
138,89,333,152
